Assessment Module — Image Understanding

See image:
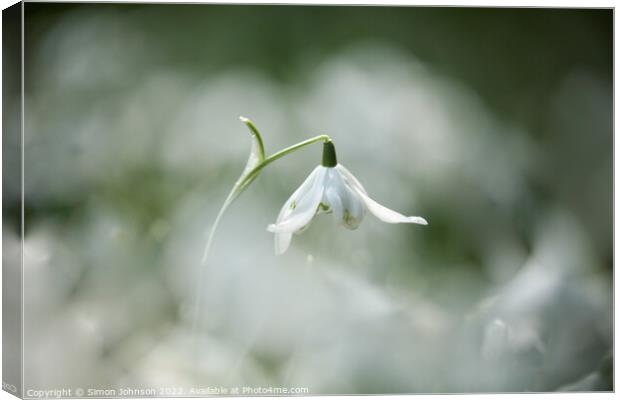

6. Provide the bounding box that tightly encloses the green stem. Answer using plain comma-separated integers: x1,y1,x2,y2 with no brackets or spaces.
235,134,331,194
265,134,331,164
191,188,235,338
191,127,331,341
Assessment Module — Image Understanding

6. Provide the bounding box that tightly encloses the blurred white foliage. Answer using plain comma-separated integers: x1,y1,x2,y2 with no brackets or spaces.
295,43,536,212
481,319,510,361
162,70,291,174
18,12,611,393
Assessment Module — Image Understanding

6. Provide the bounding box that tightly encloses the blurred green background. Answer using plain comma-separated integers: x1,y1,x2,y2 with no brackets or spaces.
4,3,612,394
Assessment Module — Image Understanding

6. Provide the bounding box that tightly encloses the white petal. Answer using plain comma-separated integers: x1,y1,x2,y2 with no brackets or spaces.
273,165,322,225
268,167,327,234
332,170,365,229
325,186,343,224
351,185,428,225
274,233,292,256
335,164,367,194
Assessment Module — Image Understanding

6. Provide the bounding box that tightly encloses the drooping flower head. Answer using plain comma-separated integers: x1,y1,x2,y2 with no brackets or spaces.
268,141,428,255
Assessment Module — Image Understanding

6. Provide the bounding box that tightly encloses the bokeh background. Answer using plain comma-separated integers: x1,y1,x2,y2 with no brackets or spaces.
4,3,613,394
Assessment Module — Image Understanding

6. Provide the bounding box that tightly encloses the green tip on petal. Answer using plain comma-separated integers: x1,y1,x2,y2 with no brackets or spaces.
322,140,338,167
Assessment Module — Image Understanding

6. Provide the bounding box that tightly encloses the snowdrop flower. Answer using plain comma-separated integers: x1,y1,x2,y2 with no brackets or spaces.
268,141,428,255
195,118,428,343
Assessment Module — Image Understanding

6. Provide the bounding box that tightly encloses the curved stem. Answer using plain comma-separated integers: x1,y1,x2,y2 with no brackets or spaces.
235,134,331,194
191,131,331,341
265,134,331,165
200,192,235,265
191,188,235,338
